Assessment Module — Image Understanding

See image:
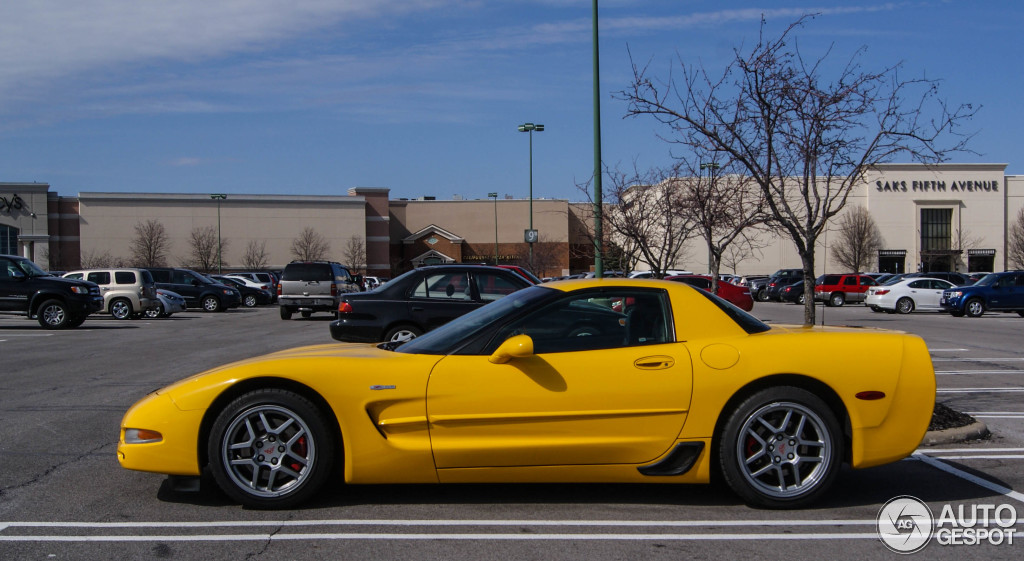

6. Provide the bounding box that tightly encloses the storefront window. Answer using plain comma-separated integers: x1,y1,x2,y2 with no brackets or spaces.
0,225,17,256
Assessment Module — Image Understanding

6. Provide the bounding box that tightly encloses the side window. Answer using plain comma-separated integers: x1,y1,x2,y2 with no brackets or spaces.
492,290,670,354
908,280,927,289
413,272,471,300
87,272,111,285
149,270,169,283
0,258,14,279
843,277,857,286
476,273,520,301
333,266,351,283
115,271,137,284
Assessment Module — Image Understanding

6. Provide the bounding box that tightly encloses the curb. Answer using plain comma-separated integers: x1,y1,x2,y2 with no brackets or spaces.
919,421,990,446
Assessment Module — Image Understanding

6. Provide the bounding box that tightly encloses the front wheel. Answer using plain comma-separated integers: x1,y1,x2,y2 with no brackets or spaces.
202,295,221,313
207,389,336,509
145,305,163,319
37,300,72,329
110,298,133,320
243,294,258,308
965,298,984,318
829,293,845,307
718,386,842,509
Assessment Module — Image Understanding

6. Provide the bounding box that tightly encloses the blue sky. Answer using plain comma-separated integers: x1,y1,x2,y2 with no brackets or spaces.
0,1,1020,202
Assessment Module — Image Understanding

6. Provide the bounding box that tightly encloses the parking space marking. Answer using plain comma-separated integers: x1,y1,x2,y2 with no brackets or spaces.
930,348,970,352
937,387,1024,394
936,370,1024,375
932,357,1024,362
915,453,1024,504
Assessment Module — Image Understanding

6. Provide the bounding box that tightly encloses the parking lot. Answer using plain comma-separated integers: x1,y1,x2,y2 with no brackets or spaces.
1,301,1022,559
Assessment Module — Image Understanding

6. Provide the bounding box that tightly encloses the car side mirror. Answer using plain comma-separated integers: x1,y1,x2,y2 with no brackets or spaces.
488,334,535,364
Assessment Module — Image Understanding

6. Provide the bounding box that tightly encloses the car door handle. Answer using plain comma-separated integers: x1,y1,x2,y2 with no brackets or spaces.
634,356,675,370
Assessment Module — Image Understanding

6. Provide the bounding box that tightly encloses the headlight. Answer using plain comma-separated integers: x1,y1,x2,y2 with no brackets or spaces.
947,291,963,298
70,285,88,294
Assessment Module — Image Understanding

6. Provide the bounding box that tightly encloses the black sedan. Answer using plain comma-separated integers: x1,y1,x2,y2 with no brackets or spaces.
329,265,533,343
211,275,273,308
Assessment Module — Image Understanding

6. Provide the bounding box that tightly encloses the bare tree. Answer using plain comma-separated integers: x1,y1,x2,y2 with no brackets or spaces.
619,15,976,324
188,226,227,273
290,227,330,261
673,157,769,293
1009,209,1024,269
342,236,366,273
129,219,169,267
81,249,126,268
580,164,696,278
721,232,769,274
241,240,270,270
831,206,884,273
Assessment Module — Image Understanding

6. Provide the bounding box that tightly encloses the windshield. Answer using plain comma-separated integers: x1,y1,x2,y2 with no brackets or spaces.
16,259,51,277
973,273,998,286
395,285,559,355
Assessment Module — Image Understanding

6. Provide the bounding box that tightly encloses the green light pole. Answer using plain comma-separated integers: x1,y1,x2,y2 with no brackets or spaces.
210,193,227,273
489,192,499,264
517,122,544,268
699,162,720,274
592,0,603,278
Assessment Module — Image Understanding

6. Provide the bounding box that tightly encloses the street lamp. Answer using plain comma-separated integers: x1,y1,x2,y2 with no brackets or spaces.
517,122,544,268
210,193,227,273
699,162,720,274
489,192,499,264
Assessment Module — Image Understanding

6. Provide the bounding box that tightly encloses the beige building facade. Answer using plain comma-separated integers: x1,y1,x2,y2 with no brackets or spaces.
3,163,1022,278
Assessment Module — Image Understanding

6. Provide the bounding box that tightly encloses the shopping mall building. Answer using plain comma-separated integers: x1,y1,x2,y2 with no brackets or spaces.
2,163,1022,278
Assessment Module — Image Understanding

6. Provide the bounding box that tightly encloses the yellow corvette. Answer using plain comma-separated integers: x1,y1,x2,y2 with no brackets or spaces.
118,279,935,509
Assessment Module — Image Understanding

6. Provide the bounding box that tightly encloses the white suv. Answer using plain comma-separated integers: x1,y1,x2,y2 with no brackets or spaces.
63,268,157,319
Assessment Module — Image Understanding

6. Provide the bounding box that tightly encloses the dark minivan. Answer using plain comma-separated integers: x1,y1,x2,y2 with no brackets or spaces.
146,268,241,312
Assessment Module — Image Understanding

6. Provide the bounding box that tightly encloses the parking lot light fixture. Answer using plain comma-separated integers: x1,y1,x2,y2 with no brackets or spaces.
518,122,544,268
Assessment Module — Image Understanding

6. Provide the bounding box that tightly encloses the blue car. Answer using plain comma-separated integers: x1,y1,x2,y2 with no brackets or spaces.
940,271,1024,317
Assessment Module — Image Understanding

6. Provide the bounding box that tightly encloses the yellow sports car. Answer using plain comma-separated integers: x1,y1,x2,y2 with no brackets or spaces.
118,279,935,509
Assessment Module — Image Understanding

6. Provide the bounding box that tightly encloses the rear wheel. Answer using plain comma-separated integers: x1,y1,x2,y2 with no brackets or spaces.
207,389,335,509
385,325,422,343
719,386,842,509
965,298,984,318
280,307,292,320
756,288,769,302
895,297,915,315
110,298,133,320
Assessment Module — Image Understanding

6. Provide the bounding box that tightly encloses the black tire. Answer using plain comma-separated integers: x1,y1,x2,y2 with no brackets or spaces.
207,389,336,509
36,299,72,329
145,305,163,319
280,307,292,320
384,324,422,343
950,310,965,318
718,386,842,509
869,306,884,313
202,295,221,313
110,298,133,320
829,293,845,307
797,293,805,305
965,298,984,318
1017,311,1024,318
895,297,915,315
66,315,87,328
243,294,258,308
756,288,769,302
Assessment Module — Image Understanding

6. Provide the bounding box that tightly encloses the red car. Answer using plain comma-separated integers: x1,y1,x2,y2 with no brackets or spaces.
664,274,754,311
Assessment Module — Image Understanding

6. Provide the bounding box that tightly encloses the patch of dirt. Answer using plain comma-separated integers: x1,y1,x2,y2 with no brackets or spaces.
928,402,977,432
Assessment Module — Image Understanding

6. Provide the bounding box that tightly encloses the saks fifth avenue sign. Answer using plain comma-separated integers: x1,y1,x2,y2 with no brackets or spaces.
876,179,1000,194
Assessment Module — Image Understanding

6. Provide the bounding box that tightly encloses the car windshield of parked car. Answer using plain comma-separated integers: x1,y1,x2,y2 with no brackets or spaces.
395,285,558,355
973,273,998,286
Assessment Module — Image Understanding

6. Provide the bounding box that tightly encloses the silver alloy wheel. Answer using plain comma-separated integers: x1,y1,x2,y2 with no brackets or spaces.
244,294,258,307
829,293,845,307
202,296,220,312
966,299,984,317
145,305,163,318
220,404,316,499
111,299,132,319
40,303,66,327
388,328,418,342
896,297,915,314
735,401,833,500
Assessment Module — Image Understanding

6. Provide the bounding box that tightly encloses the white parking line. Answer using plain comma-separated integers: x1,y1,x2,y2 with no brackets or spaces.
932,358,1024,362
936,370,1024,375
915,453,1024,504
937,388,1024,394
930,348,970,352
